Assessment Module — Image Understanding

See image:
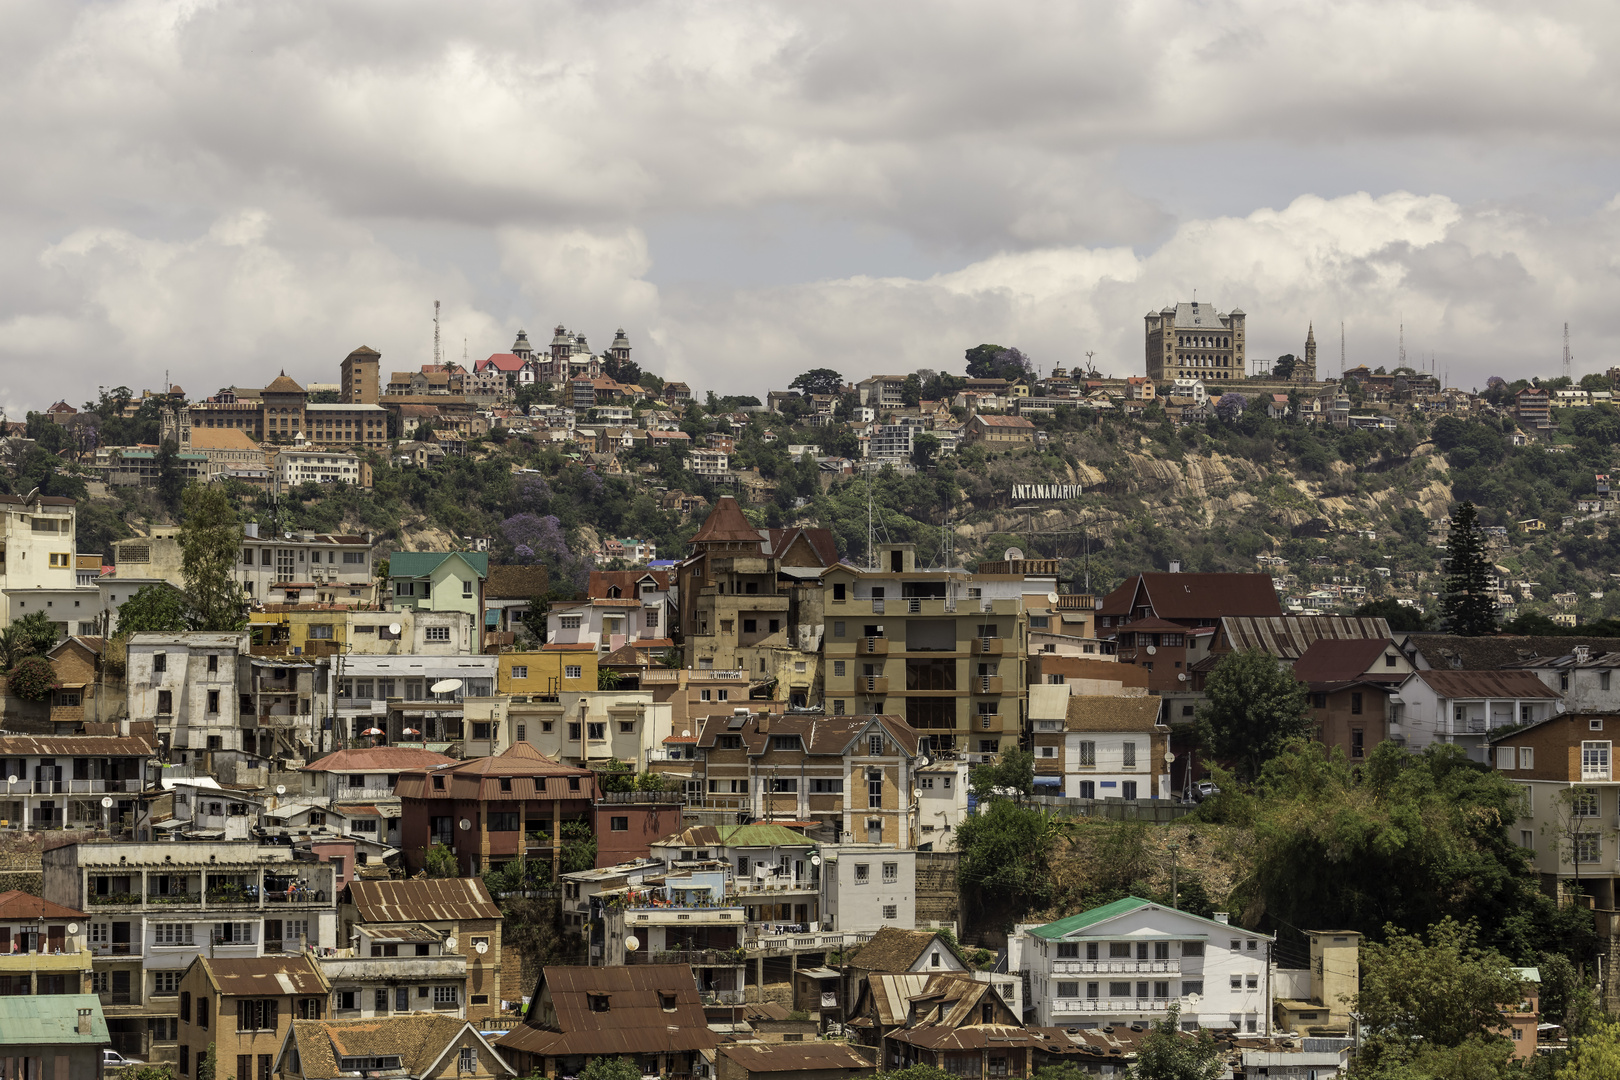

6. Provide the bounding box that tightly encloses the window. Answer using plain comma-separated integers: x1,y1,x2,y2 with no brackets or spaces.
810,778,843,794
489,812,519,831
1351,729,1365,759
869,734,884,756
335,990,358,1010
882,862,898,882
462,580,474,598
769,778,798,793
832,700,845,715
566,665,583,679
869,771,883,808
1576,833,1601,863
180,992,191,1021
883,904,898,920
771,735,800,751
1155,942,1170,960
425,626,450,642
154,923,194,945
854,864,870,882
512,666,528,680
1109,942,1131,958
207,654,218,673
1246,974,1258,989
588,723,606,740
833,583,847,601
238,1056,251,1080
833,660,846,678
1574,789,1600,817
434,985,459,1005
1056,981,1079,998
180,1047,190,1076
560,615,582,630
1182,942,1204,957
1582,741,1611,779
610,816,628,832
157,690,173,715
718,735,742,750
1122,742,1136,769
718,689,729,701
308,624,334,640
1594,719,1607,731
1108,981,1131,998
1521,830,1535,849
154,971,181,995
1078,741,1095,767
743,619,757,634
1351,692,1363,715
1056,942,1078,958
198,996,210,1028
1519,747,1534,770
1181,980,1203,996
459,1048,476,1074
237,1000,279,1032
207,690,220,714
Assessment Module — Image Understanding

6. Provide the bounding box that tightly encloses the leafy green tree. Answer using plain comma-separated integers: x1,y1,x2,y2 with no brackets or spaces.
1352,597,1430,633
1196,648,1311,782
5,655,57,701
197,1043,215,1080
789,368,843,398
597,668,622,690
956,800,1060,929
114,583,189,636
154,439,186,515
9,611,60,657
423,845,459,877
1559,1017,1620,1078
412,421,436,442
874,1068,954,1080
578,1058,640,1080
180,485,245,632
1272,354,1298,380
969,747,1035,803
1129,1004,1222,1080
1355,918,1522,1067
1441,501,1496,636
911,433,940,469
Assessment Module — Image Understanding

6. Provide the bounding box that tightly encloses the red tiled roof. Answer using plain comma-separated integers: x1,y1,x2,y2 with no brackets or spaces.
479,353,527,372
302,747,456,773
0,889,86,920
587,570,669,599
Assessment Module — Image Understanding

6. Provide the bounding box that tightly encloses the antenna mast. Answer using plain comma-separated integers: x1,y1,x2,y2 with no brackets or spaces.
433,300,442,367
1564,322,1572,381
1398,319,1405,371
1339,321,1345,378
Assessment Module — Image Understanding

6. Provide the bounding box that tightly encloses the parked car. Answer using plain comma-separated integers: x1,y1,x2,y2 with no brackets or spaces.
1192,780,1221,802
104,1051,143,1070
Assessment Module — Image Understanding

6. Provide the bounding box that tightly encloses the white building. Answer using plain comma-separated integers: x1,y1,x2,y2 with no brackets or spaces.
0,491,81,625
1017,898,1273,1033
823,846,918,933
1392,670,1562,762
690,449,730,479
275,448,363,494
1170,378,1208,404
125,632,252,761
239,523,374,604
332,654,499,749
914,761,968,850
869,425,914,461
545,570,675,653
509,690,671,770
1511,648,1620,714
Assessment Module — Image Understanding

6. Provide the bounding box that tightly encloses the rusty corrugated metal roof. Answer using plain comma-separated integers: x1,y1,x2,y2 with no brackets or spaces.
0,736,153,757
348,878,501,923
1219,615,1392,660
202,955,328,997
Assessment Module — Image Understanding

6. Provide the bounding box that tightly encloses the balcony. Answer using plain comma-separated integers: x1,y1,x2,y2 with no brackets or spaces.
254,713,306,730
625,906,747,927
859,638,889,656
1051,959,1180,975
974,676,1005,695
744,929,873,956
700,990,747,1005
89,943,141,958
3,779,142,795
627,949,744,967
729,879,817,897
976,638,1006,656
320,954,468,981
1050,997,1174,1014
857,676,889,694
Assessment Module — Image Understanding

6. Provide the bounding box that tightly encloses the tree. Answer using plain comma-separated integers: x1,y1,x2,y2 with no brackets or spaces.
8,611,59,658
5,655,56,701
412,421,436,442
154,439,185,515
1441,501,1496,636
965,345,1034,382
578,1059,640,1080
0,626,31,671
1356,918,1523,1049
911,433,940,470
197,1043,216,1080
1352,597,1430,633
1214,393,1247,422
1196,648,1311,782
789,368,843,398
1559,1017,1620,1078
874,1068,954,1080
956,800,1058,929
115,583,189,636
1272,354,1298,380
970,747,1035,803
180,485,246,632
1129,1004,1222,1080
423,845,459,877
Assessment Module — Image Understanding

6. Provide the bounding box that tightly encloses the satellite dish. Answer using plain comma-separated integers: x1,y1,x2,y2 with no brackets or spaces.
459,818,472,831
1146,645,1157,655
100,797,113,809
445,936,458,950
276,785,287,795
1004,547,1024,562
67,923,79,935
1186,993,1202,1008
810,855,821,866
1177,673,1187,682
432,679,464,694
681,729,691,738
474,940,489,955
1557,702,1567,713
1164,751,1176,765
624,936,640,952
912,789,921,801
388,623,402,635
6,776,15,785
1047,592,1059,605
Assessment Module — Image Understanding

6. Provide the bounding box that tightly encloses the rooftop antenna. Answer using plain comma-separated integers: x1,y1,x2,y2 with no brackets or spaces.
1564,322,1573,382
433,300,442,367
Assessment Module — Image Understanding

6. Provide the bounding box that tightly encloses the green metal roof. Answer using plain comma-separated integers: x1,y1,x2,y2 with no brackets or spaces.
716,822,813,847
0,995,109,1045
1029,896,1270,941
388,551,490,580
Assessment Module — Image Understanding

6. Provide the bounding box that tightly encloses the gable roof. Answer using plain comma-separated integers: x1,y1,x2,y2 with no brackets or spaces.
1064,696,1164,733
388,551,490,580
650,823,811,850
302,747,455,773
1401,633,1620,671
848,927,954,972
347,878,502,923
1409,669,1561,700
497,965,718,1058
693,713,919,758
479,354,527,373
0,995,108,1045
189,427,260,451
1291,638,1398,683
286,1015,508,1079
1030,896,1271,941
587,570,669,599
0,889,86,920
690,496,762,545
197,954,328,997
1100,574,1282,621
1219,616,1392,660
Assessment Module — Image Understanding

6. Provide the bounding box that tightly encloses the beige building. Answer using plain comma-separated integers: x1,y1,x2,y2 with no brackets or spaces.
821,546,1043,755
0,491,79,625
176,955,330,1080
1144,301,1246,383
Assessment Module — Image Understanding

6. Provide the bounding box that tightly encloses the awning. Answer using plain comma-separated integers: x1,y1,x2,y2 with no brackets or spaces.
799,967,840,979
485,610,499,626
1034,777,1063,787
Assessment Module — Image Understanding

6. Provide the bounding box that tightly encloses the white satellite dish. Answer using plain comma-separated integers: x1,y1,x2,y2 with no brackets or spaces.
445,936,458,950
1186,993,1202,1008
432,679,464,694
1177,673,1187,682
459,818,472,831
681,729,691,738
1004,547,1024,562
276,785,287,795
810,855,821,866
67,923,79,935
1164,751,1176,765
1146,645,1157,655
474,940,489,955
1557,702,1567,713
100,796,113,809
1047,592,1059,606
912,789,921,802
6,776,15,785
388,623,402,635
624,936,640,952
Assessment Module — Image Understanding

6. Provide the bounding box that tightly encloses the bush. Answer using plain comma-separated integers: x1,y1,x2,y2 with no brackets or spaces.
6,655,56,701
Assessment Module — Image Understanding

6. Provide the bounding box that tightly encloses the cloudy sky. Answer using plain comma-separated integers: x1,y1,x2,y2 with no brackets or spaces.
4,0,1620,415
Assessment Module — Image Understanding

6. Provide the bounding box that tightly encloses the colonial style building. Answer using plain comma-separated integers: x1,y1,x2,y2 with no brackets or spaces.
1143,302,1246,383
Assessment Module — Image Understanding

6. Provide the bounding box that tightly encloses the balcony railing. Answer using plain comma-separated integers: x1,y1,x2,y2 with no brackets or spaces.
89,943,140,957
1051,960,1180,975
628,949,744,966
860,638,888,655
700,990,747,1005
977,638,1006,655
1050,997,1174,1013
975,676,1004,694
872,599,884,615
1,780,142,795
857,676,889,694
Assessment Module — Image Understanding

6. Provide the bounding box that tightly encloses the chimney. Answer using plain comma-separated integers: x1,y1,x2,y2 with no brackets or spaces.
77,1009,92,1036
1168,561,1181,574
244,522,259,539
1212,912,1229,924
757,712,771,735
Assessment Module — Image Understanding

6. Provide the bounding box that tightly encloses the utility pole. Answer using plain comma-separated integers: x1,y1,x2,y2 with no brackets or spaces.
1564,322,1573,382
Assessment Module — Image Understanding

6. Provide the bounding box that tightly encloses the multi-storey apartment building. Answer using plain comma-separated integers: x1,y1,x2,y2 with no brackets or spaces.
690,710,921,847
544,570,675,654
274,447,366,494
0,734,152,831
176,956,330,1080
1020,898,1273,1033
1027,689,1170,800
42,840,340,1064
821,546,1045,754
314,923,473,1020
340,345,381,404
241,524,375,605
340,879,508,1021
250,607,474,659
332,654,498,749
0,491,79,625
506,690,671,770
126,632,252,761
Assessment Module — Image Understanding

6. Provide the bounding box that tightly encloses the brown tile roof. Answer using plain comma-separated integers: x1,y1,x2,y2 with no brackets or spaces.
0,889,86,920
766,526,839,567
485,564,551,600
1064,696,1165,732
587,570,670,599
690,496,763,545
1292,638,1397,683
347,878,502,923
200,954,328,997
971,414,1036,428
1411,670,1561,700
395,744,596,803
303,747,456,773
1100,573,1282,621
717,1043,872,1072
1218,616,1392,659
265,373,305,394
289,1016,504,1079
188,428,261,451
1402,633,1620,671
848,927,950,973
693,713,919,758
498,965,719,1058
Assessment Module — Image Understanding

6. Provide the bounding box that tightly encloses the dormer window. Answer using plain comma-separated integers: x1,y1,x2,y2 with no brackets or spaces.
608,586,621,598
659,993,676,1012
589,994,610,1013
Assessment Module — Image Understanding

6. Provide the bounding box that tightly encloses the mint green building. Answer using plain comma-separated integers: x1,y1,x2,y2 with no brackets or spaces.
388,551,490,618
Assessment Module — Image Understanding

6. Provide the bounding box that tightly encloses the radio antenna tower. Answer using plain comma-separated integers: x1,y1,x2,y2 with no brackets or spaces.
1339,321,1345,378
433,300,442,366
1564,322,1572,381
1398,319,1406,371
